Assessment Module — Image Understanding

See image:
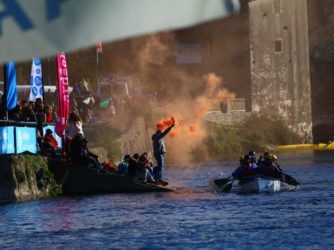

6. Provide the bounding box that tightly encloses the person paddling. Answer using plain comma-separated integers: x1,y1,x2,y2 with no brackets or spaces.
232,155,257,184
152,120,175,186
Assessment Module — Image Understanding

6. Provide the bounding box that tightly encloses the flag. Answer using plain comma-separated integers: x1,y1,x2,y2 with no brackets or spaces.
0,0,240,63
97,42,103,53
55,52,69,137
5,62,18,110
28,58,43,102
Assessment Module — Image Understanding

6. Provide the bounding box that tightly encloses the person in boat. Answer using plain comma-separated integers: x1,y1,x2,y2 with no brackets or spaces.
138,152,156,183
41,129,59,156
249,150,259,166
128,153,155,183
271,154,285,181
118,154,130,175
127,153,140,178
232,154,257,183
70,135,103,169
257,153,283,180
152,120,175,186
239,155,244,165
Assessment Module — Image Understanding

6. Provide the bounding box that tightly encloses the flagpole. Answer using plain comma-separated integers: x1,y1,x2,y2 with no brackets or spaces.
3,64,8,120
96,50,99,88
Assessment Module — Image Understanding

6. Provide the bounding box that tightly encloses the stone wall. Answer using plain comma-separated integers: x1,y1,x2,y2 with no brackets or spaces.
203,111,252,126
249,0,313,142
0,155,56,205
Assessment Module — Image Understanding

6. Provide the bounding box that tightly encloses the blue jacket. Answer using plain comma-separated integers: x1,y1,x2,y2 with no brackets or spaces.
232,163,257,179
152,125,173,155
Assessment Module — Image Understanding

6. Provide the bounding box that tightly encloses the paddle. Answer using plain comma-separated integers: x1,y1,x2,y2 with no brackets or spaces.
214,176,232,187
222,179,235,192
284,173,299,186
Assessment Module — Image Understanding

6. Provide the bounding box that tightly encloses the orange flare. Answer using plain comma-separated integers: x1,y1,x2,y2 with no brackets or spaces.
156,122,164,130
163,119,173,126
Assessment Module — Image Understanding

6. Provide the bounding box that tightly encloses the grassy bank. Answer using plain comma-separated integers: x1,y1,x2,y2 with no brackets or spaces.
191,115,301,161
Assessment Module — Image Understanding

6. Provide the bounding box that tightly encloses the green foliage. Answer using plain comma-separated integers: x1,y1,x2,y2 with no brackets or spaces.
11,155,62,197
191,115,301,161
239,114,301,146
203,122,246,160
36,166,62,197
15,168,25,183
25,167,33,189
96,128,122,163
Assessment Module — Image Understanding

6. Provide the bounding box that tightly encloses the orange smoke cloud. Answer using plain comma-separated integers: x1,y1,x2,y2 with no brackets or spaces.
189,125,196,132
155,116,176,131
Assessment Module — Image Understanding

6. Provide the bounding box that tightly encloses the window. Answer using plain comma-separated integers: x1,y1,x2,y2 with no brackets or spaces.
275,39,282,53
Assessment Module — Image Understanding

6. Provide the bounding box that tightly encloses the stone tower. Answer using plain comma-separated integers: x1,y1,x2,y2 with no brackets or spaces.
249,0,313,142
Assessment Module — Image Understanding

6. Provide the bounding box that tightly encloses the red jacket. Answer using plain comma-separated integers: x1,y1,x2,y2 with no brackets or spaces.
46,113,53,123
44,134,58,149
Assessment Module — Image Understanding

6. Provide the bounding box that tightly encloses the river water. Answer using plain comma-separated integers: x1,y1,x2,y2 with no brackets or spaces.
0,151,334,249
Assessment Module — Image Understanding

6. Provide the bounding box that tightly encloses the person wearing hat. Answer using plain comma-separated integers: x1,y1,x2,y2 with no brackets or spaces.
249,150,259,166
257,152,277,178
271,154,285,181
232,154,258,183
151,120,175,186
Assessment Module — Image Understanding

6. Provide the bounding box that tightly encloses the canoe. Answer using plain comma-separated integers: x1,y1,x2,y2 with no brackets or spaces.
277,141,334,151
237,176,299,194
48,159,175,195
238,177,281,194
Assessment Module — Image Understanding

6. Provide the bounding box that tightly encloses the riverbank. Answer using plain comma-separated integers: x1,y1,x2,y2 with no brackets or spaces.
0,155,61,205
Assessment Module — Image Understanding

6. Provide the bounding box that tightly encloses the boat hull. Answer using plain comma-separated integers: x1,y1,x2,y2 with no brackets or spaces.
48,159,175,195
238,178,280,194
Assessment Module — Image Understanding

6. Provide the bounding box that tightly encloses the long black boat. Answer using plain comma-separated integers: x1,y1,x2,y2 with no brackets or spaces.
48,159,175,195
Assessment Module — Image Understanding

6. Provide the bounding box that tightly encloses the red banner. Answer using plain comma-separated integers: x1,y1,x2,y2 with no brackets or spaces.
55,52,69,137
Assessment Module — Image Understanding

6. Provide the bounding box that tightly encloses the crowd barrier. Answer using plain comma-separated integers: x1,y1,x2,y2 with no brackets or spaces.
0,121,62,154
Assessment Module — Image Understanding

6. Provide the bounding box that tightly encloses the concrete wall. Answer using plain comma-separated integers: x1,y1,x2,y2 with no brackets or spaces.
249,0,313,142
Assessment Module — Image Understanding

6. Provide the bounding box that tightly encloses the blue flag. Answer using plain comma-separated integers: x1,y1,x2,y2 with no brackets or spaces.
5,62,18,110
29,58,43,102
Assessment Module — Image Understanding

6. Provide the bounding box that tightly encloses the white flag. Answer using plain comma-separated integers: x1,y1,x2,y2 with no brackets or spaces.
29,58,43,102
0,0,240,63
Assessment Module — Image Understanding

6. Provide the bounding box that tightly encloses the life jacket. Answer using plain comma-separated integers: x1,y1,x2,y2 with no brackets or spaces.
260,163,275,177
240,164,256,178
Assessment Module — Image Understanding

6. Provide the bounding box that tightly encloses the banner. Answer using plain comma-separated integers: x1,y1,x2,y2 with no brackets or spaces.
5,62,18,110
29,58,43,102
15,127,37,154
0,0,240,63
43,125,62,148
55,52,69,137
0,126,15,154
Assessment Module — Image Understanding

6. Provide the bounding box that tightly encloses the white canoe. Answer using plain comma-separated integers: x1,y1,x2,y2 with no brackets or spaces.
238,177,281,194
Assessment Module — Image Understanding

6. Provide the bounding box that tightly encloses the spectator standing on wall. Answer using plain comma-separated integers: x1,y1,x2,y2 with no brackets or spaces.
21,100,37,122
67,112,84,139
45,105,54,123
